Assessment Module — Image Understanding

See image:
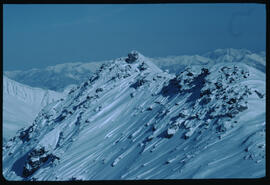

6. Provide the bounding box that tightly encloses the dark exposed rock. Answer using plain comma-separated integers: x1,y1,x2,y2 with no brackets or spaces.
200,89,212,97
254,90,264,99
96,88,103,93
125,51,139,63
227,98,237,104
22,146,59,178
138,62,148,71
130,78,148,89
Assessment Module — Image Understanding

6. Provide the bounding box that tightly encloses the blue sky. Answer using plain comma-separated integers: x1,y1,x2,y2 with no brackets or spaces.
3,4,266,71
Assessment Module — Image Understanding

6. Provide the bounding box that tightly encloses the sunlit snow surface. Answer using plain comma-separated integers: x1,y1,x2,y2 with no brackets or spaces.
3,76,63,140
3,51,265,180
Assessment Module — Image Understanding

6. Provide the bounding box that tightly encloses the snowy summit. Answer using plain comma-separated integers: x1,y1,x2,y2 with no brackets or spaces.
3,51,265,180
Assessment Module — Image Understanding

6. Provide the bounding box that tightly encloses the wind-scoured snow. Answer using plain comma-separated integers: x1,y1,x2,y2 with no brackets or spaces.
2,50,265,180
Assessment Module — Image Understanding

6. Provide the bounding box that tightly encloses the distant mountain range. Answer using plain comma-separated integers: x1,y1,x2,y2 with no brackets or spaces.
4,48,265,92
4,62,102,92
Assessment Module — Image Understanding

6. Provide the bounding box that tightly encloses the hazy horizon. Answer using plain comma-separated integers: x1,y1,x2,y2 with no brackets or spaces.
4,3,266,71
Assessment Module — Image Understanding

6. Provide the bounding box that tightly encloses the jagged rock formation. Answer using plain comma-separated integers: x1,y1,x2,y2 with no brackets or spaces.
3,51,265,180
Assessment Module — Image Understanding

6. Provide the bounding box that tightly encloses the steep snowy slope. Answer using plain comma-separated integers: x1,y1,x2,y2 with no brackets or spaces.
3,76,63,140
3,51,265,180
4,49,265,92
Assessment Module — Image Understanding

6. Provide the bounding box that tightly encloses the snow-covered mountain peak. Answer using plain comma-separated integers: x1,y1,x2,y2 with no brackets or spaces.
207,48,252,58
4,49,265,92
124,50,151,63
203,48,252,63
3,52,265,180
3,75,62,106
45,62,84,73
81,51,165,87
203,48,265,73
125,50,141,63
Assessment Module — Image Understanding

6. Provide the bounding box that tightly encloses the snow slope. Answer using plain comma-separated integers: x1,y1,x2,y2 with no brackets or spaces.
2,51,265,180
3,76,63,140
4,49,265,91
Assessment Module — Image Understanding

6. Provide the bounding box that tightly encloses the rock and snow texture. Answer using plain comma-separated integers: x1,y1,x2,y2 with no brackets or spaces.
4,48,265,92
2,51,265,180
3,76,63,140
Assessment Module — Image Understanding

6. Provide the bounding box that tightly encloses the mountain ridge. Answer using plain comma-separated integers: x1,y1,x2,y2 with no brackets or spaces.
3,51,265,180
4,48,265,92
